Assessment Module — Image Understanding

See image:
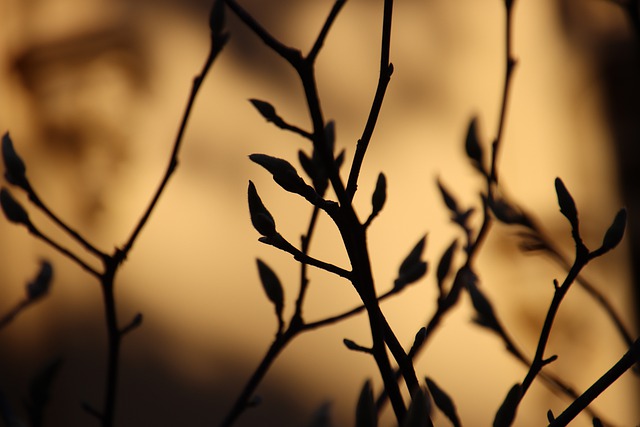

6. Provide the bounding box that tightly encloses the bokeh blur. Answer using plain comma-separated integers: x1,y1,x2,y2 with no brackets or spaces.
0,0,638,426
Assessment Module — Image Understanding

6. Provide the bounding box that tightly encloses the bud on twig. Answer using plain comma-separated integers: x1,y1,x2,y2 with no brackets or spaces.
2,133,29,190
394,235,428,289
356,380,377,427
599,208,627,254
1,188,31,226
256,259,284,319
465,117,485,175
371,173,387,218
554,178,578,229
209,0,225,38
250,154,320,203
247,181,277,237
493,383,522,427
26,260,53,301
249,99,281,124
426,377,461,427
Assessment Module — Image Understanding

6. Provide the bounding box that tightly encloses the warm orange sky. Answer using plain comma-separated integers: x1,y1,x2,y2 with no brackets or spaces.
0,1,637,426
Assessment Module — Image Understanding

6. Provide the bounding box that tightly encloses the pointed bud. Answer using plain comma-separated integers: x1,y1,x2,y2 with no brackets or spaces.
437,179,459,214
410,327,427,354
249,99,282,125
249,153,315,198
298,150,316,181
26,260,53,301
324,121,336,153
402,386,431,427
256,259,284,318
2,132,29,189
356,380,377,427
247,181,277,237
465,117,485,175
209,0,225,38
600,208,626,254
370,173,387,219
547,410,555,423
395,235,428,289
343,339,371,354
335,149,345,169
493,384,522,427
554,178,578,228
426,377,460,427
1,187,31,226
436,240,458,292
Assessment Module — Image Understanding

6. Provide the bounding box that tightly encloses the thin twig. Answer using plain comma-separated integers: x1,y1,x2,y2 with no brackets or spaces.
346,0,394,200
119,34,229,262
537,232,635,347
548,337,640,427
259,234,351,279
0,299,30,330
28,225,101,279
520,247,589,397
27,189,107,260
308,0,348,63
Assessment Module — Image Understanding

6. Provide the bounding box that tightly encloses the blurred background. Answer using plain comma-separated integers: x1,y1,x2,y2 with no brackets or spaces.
0,0,638,425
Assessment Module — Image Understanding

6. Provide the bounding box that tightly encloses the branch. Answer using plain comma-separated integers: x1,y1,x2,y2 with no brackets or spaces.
346,0,394,200
258,234,351,279
119,30,228,262
548,337,640,427
308,0,348,62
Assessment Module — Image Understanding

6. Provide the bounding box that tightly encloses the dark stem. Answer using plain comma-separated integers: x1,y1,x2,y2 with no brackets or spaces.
346,0,394,200
520,251,589,397
218,331,292,427
548,337,640,427
28,188,107,260
119,35,228,261
307,0,347,63
539,234,635,347
28,225,101,279
100,264,121,427
0,299,30,330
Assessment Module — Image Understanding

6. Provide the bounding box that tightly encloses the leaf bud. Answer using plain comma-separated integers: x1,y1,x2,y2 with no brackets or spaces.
2,132,29,189
247,181,277,237
600,208,627,253
26,260,53,301
554,178,578,228
1,187,31,226
256,259,284,317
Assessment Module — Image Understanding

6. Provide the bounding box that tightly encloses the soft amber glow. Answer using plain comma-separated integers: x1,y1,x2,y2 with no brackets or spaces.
0,1,635,426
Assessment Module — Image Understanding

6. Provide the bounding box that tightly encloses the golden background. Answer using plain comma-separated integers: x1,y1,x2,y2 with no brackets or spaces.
0,0,637,426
